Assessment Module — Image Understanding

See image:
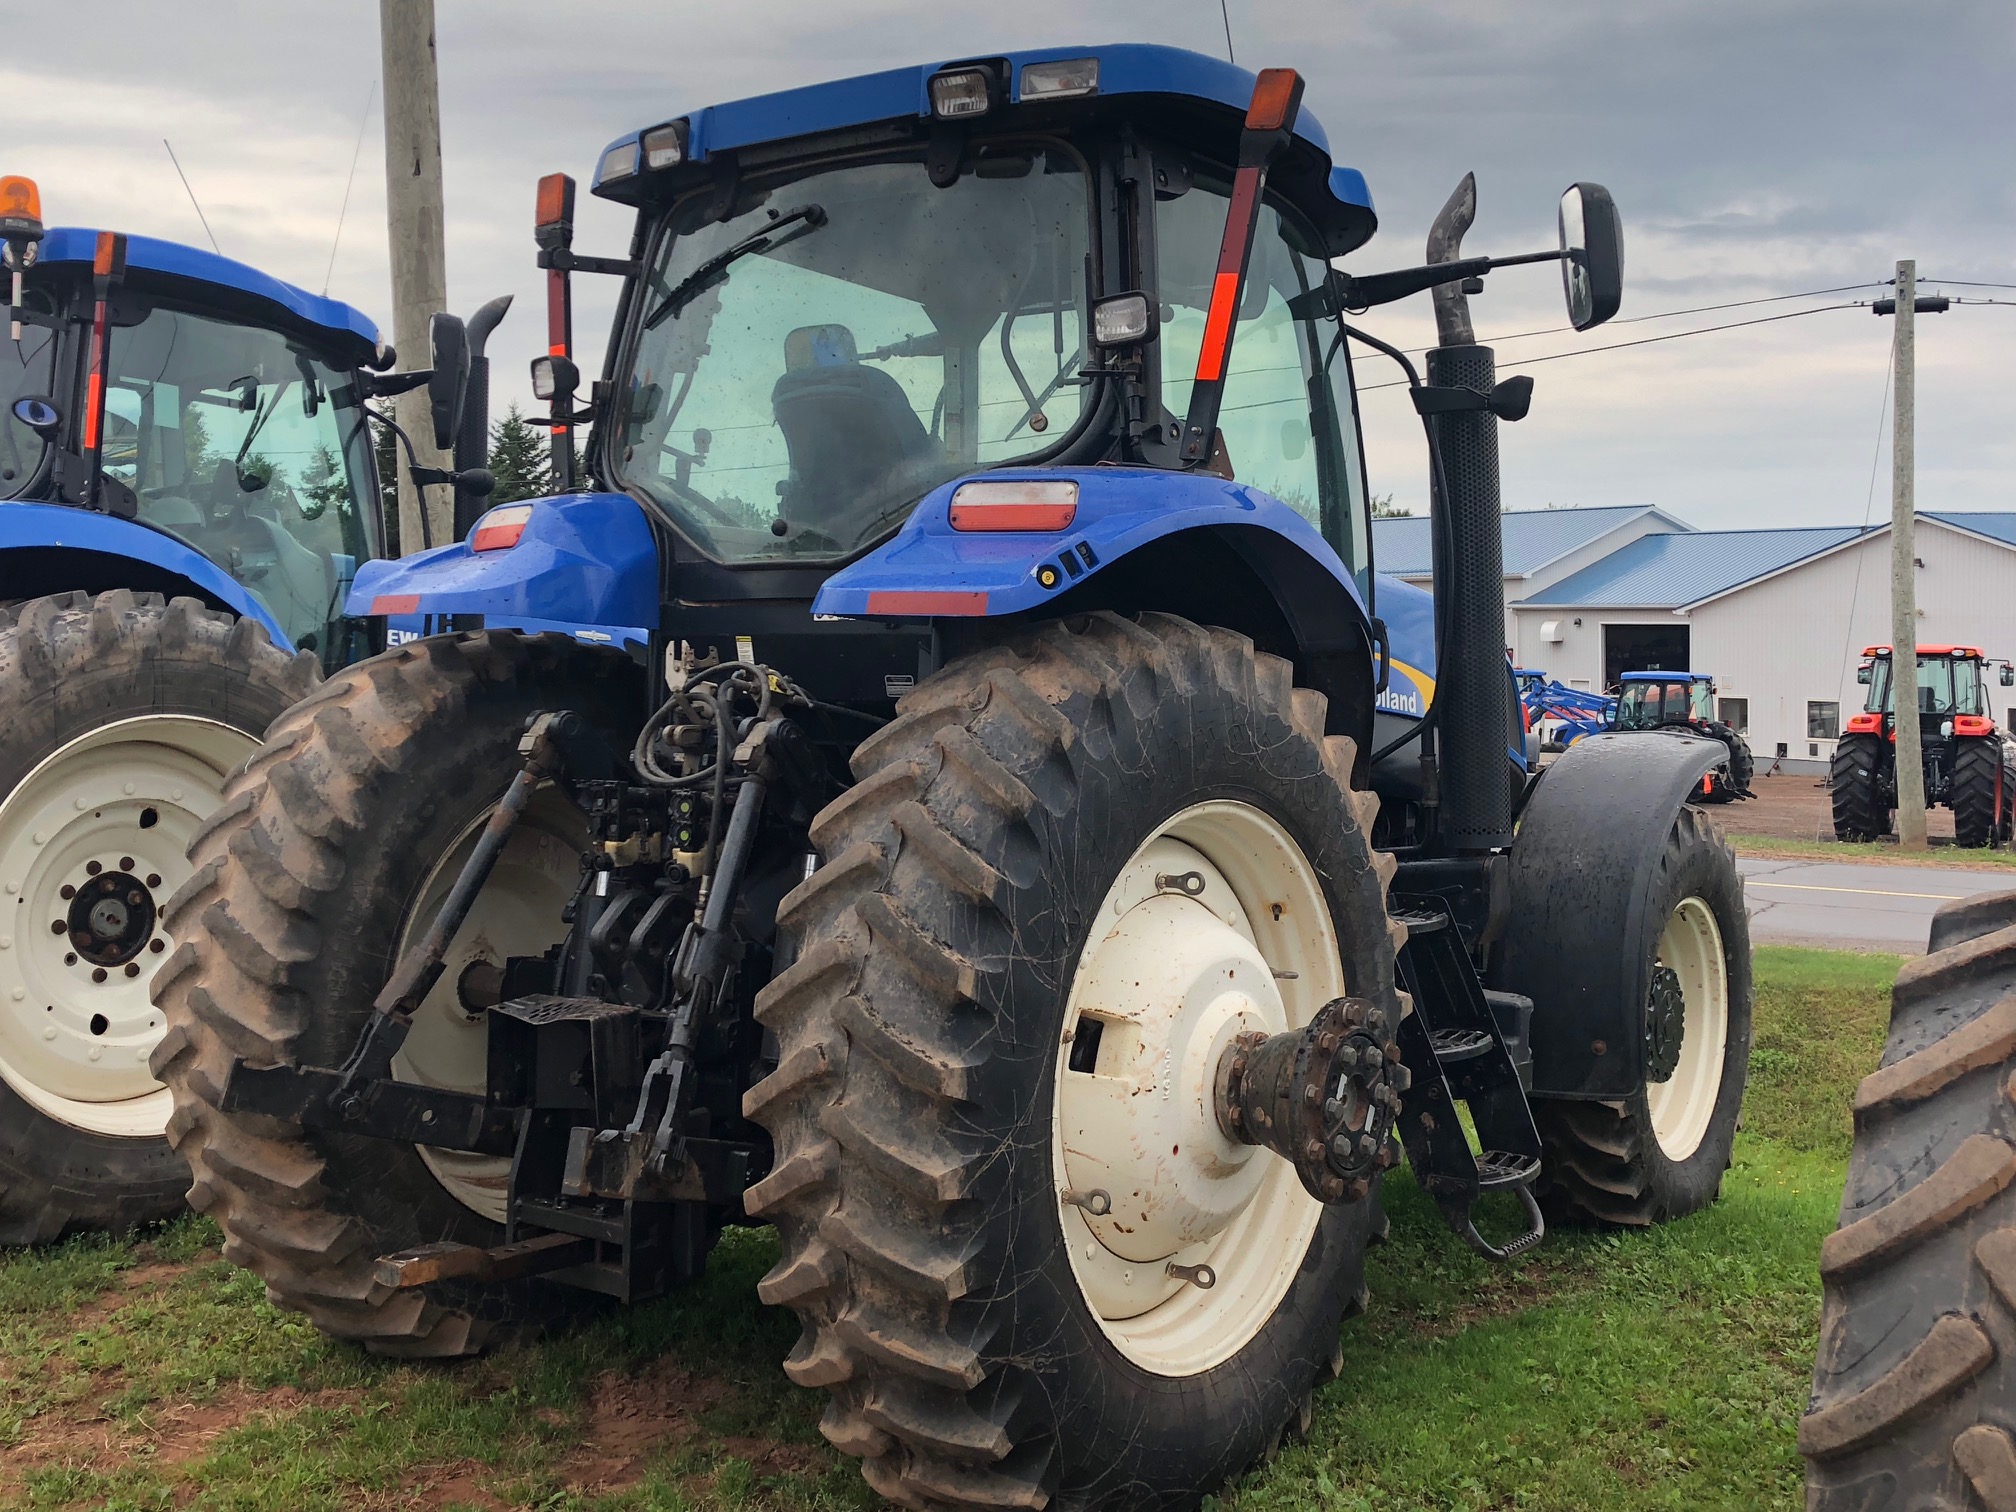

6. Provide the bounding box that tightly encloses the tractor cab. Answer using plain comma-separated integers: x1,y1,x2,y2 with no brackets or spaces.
1613,671,1717,731
0,176,386,664
1853,645,2013,741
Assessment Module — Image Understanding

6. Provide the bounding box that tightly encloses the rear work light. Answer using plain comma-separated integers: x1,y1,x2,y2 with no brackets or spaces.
1093,293,1155,346
1020,57,1098,100
471,503,534,552
1955,715,1995,736
641,120,689,169
949,479,1077,532
929,68,993,119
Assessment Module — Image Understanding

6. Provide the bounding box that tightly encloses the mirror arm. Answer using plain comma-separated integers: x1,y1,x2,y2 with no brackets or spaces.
360,368,433,399
1318,248,1568,316
537,248,641,278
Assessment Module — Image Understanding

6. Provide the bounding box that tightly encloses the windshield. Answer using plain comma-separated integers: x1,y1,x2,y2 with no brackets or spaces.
1616,682,1689,729
103,302,379,657
1867,655,1982,716
0,290,59,498
615,148,1093,564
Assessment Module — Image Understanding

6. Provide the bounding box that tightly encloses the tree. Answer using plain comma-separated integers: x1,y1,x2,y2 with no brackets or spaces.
487,404,552,505
372,416,402,556
1371,492,1412,518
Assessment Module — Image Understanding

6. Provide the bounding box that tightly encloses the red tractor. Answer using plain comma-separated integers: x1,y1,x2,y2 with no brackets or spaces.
1831,644,2016,846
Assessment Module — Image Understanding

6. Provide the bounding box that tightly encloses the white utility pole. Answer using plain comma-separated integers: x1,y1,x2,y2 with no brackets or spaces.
379,0,453,553
1890,259,1926,850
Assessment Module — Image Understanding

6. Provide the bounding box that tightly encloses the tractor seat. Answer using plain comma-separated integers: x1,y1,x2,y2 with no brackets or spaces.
770,361,934,524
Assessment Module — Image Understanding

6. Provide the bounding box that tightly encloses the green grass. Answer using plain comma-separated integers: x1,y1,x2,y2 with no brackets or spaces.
0,948,1899,1511
1731,831,2016,869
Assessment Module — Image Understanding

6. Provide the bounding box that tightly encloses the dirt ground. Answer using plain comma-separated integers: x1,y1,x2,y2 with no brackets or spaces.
1712,773,1960,842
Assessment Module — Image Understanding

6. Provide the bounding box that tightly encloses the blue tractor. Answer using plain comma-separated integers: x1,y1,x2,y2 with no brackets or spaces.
0,176,403,1244
154,51,1752,1509
1516,668,1616,750
1612,670,1754,801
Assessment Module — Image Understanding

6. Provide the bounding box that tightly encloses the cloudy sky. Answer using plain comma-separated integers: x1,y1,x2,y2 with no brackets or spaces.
8,0,2010,526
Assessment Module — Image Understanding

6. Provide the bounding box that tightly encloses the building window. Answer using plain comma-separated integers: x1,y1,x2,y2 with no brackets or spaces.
1807,701,1841,740
1719,698,1749,733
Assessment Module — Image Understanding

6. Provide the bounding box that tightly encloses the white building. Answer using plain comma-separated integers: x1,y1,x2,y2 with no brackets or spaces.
1510,512,2016,772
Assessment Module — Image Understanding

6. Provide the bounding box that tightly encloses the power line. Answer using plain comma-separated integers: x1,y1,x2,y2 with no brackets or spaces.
162,139,220,256
1362,301,1865,388
1218,0,1236,63
1921,278,2016,290
323,79,378,296
1398,282,1889,354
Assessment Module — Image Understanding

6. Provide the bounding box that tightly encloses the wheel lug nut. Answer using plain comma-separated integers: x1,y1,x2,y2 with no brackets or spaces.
146,874,161,890
1337,1045,1359,1068
149,939,165,954
63,952,76,966
1329,1133,1354,1162
59,884,75,900
86,860,102,876
120,857,134,871
91,968,107,983
124,963,140,978
1324,1097,1344,1122
128,892,143,906
1363,1047,1384,1071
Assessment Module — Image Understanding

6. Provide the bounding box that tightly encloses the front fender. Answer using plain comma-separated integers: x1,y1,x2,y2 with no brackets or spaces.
350,492,658,639
1495,730,1728,1098
811,467,1370,628
0,501,292,647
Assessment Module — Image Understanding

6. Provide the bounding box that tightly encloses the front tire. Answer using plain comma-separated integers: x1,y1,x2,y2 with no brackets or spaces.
1949,739,2006,849
1534,807,1752,1225
151,632,637,1353
1802,891,2016,1508
744,613,1401,1512
0,590,316,1246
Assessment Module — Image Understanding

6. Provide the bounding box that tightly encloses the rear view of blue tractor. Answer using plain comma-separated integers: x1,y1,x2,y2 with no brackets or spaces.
0,177,390,1243
154,50,1752,1509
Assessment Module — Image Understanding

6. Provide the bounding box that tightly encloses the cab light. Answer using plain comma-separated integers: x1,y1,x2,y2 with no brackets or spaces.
1244,67,1304,132
535,173,575,237
471,503,534,552
1844,712,1883,734
641,121,689,170
1955,715,1995,736
929,68,993,119
0,175,42,236
949,479,1078,532
1093,292,1155,346
598,141,639,184
1021,58,1099,100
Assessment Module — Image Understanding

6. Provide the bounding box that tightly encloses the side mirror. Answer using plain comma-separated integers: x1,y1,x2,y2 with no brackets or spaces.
1856,665,1872,685
1558,182,1624,331
10,394,59,439
2001,664,2013,687
427,312,470,453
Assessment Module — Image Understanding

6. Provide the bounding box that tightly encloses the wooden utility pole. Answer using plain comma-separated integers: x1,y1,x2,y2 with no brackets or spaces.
379,0,452,553
1890,259,1926,850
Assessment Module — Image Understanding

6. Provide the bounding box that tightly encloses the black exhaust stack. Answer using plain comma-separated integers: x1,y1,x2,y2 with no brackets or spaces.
454,295,513,540
1422,175,1513,851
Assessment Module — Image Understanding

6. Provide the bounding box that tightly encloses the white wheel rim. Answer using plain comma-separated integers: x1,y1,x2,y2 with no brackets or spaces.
394,786,585,1222
1051,800,1342,1378
1644,895,1729,1162
0,715,256,1137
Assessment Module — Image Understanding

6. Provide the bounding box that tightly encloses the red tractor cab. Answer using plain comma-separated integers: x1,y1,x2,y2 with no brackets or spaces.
1832,644,2016,845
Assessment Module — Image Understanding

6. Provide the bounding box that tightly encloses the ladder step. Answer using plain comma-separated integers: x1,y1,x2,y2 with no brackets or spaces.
1388,907,1450,934
1474,1150,1542,1191
1430,1027,1495,1062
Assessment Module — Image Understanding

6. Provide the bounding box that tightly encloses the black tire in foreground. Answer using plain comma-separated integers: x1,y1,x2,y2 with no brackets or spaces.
152,631,637,1354
745,612,1401,1512
1802,890,2016,1509
1534,806,1753,1226
1833,733,1891,842
1949,739,2010,850
0,590,316,1246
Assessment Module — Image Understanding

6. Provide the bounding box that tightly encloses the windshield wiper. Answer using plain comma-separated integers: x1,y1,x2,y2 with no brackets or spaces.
643,204,827,331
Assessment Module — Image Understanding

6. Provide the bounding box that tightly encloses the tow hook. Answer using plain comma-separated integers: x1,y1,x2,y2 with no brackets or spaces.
1214,996,1409,1202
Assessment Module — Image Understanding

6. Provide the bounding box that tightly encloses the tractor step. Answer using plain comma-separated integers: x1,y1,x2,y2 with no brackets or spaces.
1473,1150,1543,1191
372,1230,590,1289
1430,1027,1495,1062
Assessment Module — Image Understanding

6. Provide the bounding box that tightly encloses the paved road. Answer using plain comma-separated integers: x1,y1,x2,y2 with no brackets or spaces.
1738,856,2014,954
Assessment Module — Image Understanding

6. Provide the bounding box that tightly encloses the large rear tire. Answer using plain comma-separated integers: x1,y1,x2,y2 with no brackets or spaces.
1802,891,2016,1509
1533,806,1752,1226
151,631,637,1354
1950,739,2006,849
0,590,316,1246
745,613,1402,1512
1833,733,1891,842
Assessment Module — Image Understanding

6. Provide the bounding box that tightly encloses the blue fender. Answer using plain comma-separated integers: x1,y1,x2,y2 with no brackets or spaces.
349,493,658,646
0,501,293,647
812,467,1371,632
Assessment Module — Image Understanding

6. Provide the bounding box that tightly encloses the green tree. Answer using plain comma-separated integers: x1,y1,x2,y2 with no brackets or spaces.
487,404,552,504
372,416,402,556
1371,492,1411,518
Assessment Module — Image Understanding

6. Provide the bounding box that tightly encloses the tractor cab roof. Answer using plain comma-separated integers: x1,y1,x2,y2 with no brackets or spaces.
1860,644,1986,659
1618,671,1714,683
34,227,380,366
589,43,1377,257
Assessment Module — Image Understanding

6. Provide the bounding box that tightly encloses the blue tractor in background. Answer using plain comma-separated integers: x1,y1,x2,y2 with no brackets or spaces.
1612,670,1754,801
154,50,1753,1510
0,176,396,1244
1515,667,1615,750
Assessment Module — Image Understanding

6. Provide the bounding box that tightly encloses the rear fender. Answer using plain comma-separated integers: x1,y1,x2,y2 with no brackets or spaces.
0,501,291,646
1494,730,1727,1098
349,492,657,641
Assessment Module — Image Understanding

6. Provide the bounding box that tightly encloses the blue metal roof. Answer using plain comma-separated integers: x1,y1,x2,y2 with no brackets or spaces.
1928,512,2016,549
1374,505,1683,578
591,45,1372,246
1519,526,1867,609
37,228,378,356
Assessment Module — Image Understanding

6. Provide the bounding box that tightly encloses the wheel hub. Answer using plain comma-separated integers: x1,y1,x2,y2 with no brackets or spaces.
67,869,158,967
1645,962,1686,1084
